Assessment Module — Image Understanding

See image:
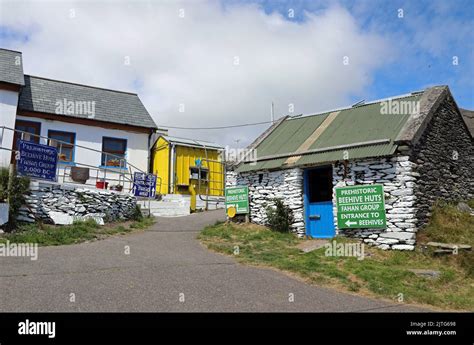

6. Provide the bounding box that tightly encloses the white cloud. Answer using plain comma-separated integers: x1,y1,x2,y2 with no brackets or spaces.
1,0,392,146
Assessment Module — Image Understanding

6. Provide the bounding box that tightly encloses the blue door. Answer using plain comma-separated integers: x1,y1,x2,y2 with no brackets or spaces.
304,167,335,238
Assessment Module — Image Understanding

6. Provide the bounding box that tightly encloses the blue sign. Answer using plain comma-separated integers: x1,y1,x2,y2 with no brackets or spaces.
17,140,58,182
132,172,157,198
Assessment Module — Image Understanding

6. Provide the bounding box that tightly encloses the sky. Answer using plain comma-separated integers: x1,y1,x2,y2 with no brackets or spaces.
0,0,473,148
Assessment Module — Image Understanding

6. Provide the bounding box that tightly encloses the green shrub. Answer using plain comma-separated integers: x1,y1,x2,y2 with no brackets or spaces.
0,168,9,201
130,204,143,221
265,198,293,233
0,167,30,230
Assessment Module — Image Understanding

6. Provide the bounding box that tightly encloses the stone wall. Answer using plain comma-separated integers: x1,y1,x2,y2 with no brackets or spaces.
236,168,305,236
333,156,418,250
410,95,474,226
225,169,238,188
232,156,420,249
18,182,137,225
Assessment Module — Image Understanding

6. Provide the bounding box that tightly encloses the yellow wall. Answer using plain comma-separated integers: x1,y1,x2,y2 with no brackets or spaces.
174,145,224,196
152,137,170,194
151,138,224,196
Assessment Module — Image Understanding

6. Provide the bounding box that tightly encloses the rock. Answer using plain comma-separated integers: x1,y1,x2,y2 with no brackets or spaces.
75,206,87,213
391,189,413,197
379,232,415,241
370,164,392,170
408,269,440,279
426,242,471,250
456,202,472,214
392,244,414,251
376,238,399,245
49,211,74,225
17,215,34,223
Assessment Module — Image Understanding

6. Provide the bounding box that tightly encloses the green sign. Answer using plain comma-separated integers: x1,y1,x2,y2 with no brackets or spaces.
335,184,386,229
225,186,249,214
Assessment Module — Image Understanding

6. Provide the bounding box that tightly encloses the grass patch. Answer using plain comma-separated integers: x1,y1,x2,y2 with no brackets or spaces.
198,202,474,311
418,201,474,247
0,216,155,246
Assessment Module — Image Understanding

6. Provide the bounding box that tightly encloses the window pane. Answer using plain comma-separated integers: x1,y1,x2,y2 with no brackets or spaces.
102,137,126,167
50,133,73,143
15,121,41,144
104,140,125,152
48,131,75,162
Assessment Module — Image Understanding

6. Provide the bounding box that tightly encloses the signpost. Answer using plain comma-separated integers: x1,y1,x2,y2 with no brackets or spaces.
17,140,58,182
132,172,157,198
335,184,386,229
225,186,249,215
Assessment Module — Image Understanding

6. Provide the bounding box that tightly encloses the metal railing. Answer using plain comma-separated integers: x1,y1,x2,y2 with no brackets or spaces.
0,126,162,195
194,157,226,210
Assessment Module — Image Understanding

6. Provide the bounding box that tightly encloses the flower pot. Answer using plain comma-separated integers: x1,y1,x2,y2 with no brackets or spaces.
96,181,109,189
71,166,90,184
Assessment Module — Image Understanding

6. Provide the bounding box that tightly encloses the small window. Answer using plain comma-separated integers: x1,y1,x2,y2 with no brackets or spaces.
102,137,127,167
48,130,75,163
190,167,208,181
12,121,41,164
15,120,41,144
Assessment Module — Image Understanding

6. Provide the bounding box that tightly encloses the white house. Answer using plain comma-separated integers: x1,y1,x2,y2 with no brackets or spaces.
0,48,159,191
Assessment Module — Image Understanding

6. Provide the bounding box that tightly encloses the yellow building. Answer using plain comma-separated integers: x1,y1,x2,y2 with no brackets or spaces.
151,135,225,196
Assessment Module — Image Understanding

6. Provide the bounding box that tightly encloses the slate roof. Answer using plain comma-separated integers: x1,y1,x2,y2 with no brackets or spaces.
0,48,25,86
18,75,157,129
237,90,427,172
460,108,474,137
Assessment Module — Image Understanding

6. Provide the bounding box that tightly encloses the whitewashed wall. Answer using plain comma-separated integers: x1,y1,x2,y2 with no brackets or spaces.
333,156,418,250
15,116,150,173
230,155,419,250
235,168,305,236
0,89,20,167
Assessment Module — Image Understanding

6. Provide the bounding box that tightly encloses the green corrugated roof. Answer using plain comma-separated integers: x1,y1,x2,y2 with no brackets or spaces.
237,93,422,172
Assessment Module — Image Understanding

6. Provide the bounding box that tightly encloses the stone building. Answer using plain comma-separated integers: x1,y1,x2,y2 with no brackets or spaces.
229,86,473,250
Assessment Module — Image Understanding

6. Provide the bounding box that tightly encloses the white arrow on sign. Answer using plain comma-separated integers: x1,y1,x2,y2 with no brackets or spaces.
345,220,357,227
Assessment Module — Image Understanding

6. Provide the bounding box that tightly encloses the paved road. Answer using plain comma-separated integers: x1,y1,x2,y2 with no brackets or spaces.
0,210,429,312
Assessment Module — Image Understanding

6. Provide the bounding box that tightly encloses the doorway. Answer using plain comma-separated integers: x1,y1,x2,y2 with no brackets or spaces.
303,166,335,238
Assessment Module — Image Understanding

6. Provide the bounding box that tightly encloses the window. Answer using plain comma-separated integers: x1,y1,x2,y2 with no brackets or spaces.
190,167,208,181
48,130,75,163
12,121,41,163
15,120,41,144
102,137,127,167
